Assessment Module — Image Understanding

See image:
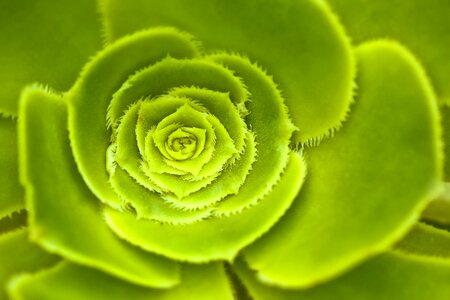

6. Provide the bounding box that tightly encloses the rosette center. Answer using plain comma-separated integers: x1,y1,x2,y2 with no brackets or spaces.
163,127,205,161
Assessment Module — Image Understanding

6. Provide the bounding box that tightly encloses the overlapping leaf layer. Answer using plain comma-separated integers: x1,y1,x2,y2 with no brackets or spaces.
0,0,449,299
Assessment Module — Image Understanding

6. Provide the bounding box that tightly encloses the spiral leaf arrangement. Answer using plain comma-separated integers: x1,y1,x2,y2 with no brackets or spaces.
0,0,449,299
67,27,305,265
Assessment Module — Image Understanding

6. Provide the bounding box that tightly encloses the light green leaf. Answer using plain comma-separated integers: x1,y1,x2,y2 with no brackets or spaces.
153,126,207,164
168,88,248,159
100,0,355,144
107,57,249,125
159,107,235,179
161,131,256,211
0,115,24,218
0,0,102,115
244,40,441,288
107,52,294,216
135,97,208,161
67,28,201,209
104,152,306,263
111,102,168,194
144,101,228,179
109,166,213,225
328,0,450,103
234,252,450,300
0,229,59,300
207,54,295,215
9,262,234,300
18,86,180,288
133,97,214,179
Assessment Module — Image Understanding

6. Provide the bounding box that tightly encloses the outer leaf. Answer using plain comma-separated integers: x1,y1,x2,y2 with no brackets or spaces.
0,229,59,299
234,252,450,300
18,86,180,288
328,0,450,102
0,0,102,115
0,115,24,218
100,0,355,143
9,262,234,300
244,41,441,287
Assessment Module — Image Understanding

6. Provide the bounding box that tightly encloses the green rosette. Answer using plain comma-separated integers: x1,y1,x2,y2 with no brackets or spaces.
0,0,449,299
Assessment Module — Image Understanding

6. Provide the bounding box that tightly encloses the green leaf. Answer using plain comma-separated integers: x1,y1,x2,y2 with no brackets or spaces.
18,86,180,288
100,0,355,144
207,54,295,215
168,87,248,159
0,0,102,115
111,101,168,194
9,262,234,300
395,222,450,259
104,152,306,263
135,97,208,163
107,57,249,126
244,40,442,288
67,28,201,209
160,131,257,211
109,166,213,225
421,182,450,229
441,103,450,181
233,252,450,300
153,126,207,163
107,52,295,216
144,101,232,179
328,0,450,103
0,229,59,299
108,55,255,209
0,115,24,218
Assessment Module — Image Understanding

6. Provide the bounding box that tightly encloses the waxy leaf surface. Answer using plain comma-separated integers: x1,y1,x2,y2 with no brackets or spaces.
244,41,441,288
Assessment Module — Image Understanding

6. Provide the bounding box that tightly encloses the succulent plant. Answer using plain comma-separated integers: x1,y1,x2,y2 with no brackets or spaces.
0,0,449,299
